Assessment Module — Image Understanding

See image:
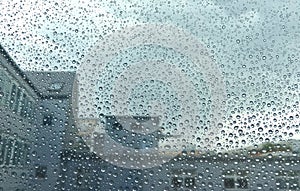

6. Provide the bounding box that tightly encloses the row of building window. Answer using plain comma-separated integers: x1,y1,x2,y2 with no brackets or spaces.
35,165,47,179
0,135,30,167
171,176,195,188
170,169,299,190
222,170,249,190
171,168,197,189
0,68,34,120
275,170,300,190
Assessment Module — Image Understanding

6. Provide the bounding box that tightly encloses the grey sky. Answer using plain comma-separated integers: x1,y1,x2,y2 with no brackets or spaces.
1,0,299,70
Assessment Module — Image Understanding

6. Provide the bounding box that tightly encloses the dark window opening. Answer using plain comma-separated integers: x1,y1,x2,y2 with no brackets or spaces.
43,114,53,126
184,177,195,188
172,177,183,188
224,178,235,189
20,93,28,117
35,165,47,179
13,87,21,113
9,84,16,110
5,139,13,166
0,136,5,165
237,178,248,189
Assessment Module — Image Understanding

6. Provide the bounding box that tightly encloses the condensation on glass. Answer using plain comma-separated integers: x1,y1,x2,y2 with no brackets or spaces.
0,1,300,191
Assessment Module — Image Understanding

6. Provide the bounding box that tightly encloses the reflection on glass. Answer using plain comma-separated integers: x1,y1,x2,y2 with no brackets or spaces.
1,1,300,190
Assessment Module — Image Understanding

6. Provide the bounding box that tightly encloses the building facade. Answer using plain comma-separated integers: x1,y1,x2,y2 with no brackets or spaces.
59,136,300,191
0,45,75,191
24,71,75,191
0,45,39,191
1,44,300,191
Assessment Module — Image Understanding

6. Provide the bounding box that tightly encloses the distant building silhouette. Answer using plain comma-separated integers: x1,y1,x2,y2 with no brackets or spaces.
0,45,39,191
1,44,300,191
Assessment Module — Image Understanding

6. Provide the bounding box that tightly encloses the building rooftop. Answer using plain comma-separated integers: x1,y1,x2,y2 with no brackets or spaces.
24,71,75,98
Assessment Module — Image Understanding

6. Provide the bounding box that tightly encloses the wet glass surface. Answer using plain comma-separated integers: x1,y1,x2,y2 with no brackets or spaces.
0,1,300,190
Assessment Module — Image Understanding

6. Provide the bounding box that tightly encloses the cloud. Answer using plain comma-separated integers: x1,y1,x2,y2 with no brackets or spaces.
0,0,135,70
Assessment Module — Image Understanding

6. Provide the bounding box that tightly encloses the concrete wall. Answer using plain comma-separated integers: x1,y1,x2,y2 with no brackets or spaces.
30,98,70,191
58,152,300,191
0,49,39,191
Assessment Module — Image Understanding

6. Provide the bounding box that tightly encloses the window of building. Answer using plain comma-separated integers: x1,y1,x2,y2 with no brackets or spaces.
35,165,47,179
171,176,196,189
43,114,53,126
9,83,16,110
171,169,197,189
0,78,3,103
0,135,29,167
0,135,4,165
20,93,28,117
4,139,13,166
171,177,183,188
76,167,91,188
21,144,30,166
0,69,33,120
27,100,33,119
0,70,9,106
19,93,34,120
184,177,196,188
223,170,249,190
48,82,64,92
275,170,300,190
13,87,21,113
0,88,3,103
12,141,21,166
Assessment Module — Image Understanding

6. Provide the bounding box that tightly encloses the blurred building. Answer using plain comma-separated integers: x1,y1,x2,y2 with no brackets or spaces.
24,71,75,191
1,44,300,191
0,44,76,191
0,45,39,191
59,138,300,191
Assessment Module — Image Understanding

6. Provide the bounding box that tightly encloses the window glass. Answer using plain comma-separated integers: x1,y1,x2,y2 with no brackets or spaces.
12,140,20,166
20,93,28,117
275,170,300,190
13,87,21,113
1,1,300,190
43,114,53,126
0,77,4,103
223,170,249,190
27,100,33,119
22,144,30,166
9,83,16,110
35,165,47,179
0,135,5,165
4,139,13,166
